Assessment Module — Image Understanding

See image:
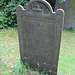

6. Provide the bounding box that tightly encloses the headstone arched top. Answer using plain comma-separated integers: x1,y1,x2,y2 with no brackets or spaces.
16,0,54,15
26,0,54,14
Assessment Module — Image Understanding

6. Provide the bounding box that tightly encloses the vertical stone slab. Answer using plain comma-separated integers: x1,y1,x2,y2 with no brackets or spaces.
55,0,75,28
16,0,64,74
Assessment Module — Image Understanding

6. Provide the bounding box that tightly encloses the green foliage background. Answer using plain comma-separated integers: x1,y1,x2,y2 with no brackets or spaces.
0,0,28,29
0,0,65,29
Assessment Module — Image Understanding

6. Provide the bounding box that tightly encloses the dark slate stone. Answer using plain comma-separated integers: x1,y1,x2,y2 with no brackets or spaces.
16,0,64,74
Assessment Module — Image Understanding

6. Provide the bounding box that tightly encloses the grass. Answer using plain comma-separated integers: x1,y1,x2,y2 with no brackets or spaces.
58,30,75,75
0,28,19,75
0,28,75,75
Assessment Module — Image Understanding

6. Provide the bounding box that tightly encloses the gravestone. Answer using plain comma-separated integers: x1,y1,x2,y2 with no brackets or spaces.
16,0,64,74
55,0,75,28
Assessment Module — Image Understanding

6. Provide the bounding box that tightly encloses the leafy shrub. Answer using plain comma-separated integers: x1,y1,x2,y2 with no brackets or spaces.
63,25,75,31
69,25,75,31
58,0,65,3
0,0,28,28
0,12,8,29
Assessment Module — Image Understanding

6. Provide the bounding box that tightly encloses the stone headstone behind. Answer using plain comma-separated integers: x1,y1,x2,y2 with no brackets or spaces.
16,0,64,74
55,0,75,28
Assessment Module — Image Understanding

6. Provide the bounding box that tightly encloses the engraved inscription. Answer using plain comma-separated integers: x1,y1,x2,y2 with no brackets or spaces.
27,2,50,14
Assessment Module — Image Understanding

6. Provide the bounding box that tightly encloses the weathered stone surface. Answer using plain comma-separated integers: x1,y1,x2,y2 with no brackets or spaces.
55,0,75,28
16,0,64,74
